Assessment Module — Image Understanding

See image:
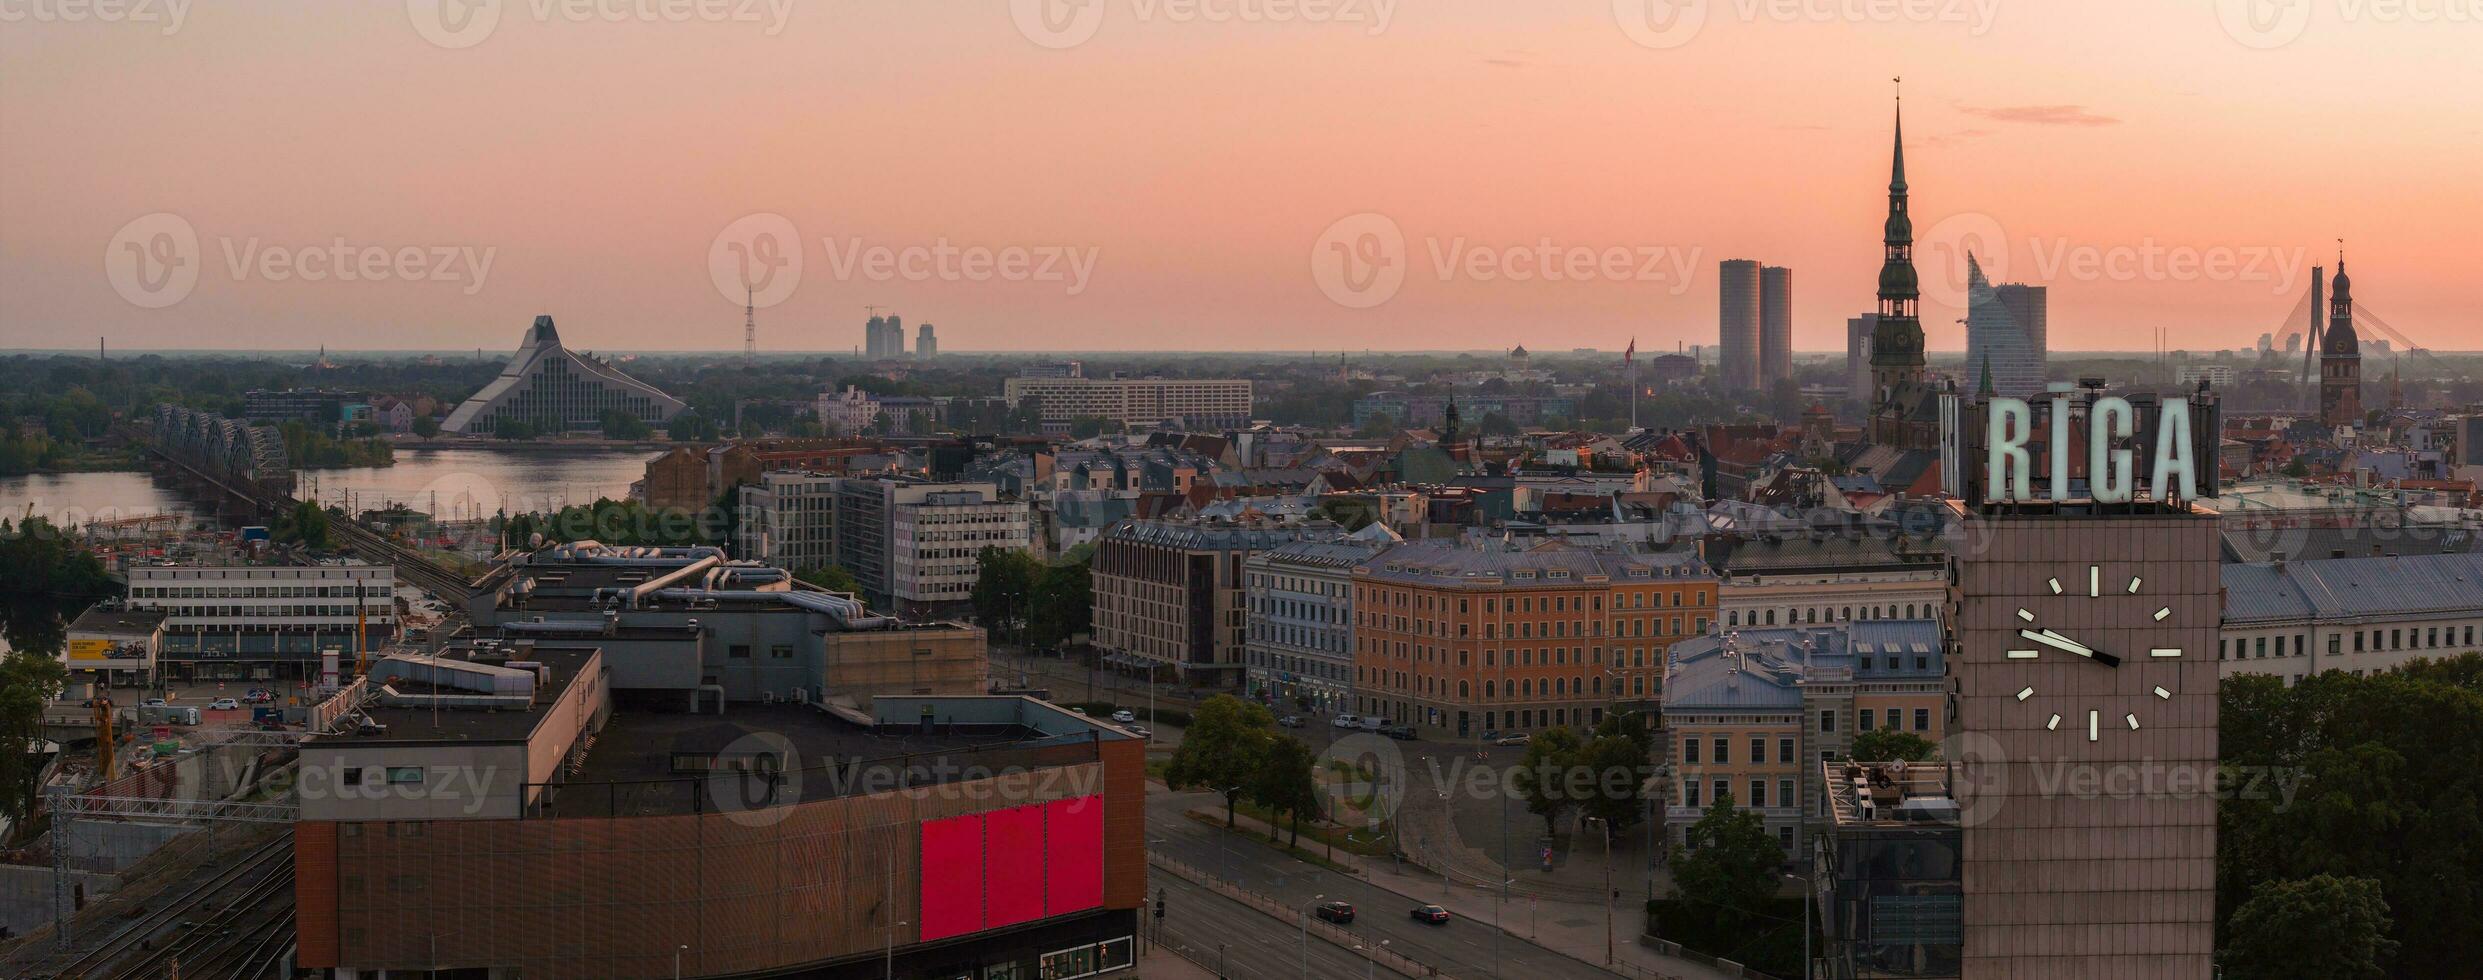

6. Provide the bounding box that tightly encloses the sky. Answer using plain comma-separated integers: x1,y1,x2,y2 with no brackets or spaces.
3,1,2479,355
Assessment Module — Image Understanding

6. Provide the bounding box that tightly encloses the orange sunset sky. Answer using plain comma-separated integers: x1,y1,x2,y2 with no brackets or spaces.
2,1,2478,354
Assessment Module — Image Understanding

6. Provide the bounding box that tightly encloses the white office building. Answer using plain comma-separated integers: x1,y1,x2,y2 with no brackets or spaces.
123,562,396,682
1001,377,1252,431
885,482,1032,621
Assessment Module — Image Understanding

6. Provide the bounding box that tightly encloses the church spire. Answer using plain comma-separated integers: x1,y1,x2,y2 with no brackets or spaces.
1890,77,1907,193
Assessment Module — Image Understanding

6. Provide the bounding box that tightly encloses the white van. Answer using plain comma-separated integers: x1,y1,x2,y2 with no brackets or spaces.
1331,713,1362,729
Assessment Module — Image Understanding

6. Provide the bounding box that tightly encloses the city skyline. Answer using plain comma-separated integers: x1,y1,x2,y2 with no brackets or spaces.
5,5,2479,355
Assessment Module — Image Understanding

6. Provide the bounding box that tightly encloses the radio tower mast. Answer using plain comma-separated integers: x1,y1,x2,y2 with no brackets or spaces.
743,284,757,365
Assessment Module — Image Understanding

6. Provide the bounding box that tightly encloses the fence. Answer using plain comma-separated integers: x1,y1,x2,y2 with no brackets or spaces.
1148,852,1447,978
1639,933,1785,980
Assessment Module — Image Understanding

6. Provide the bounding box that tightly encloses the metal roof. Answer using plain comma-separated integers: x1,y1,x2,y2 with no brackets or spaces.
1664,619,1944,712
2224,551,2483,624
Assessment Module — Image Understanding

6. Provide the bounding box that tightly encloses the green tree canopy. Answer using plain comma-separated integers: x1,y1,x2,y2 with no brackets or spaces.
1512,726,1587,836
1247,735,1324,847
971,546,1040,643
796,564,861,594
2222,875,2397,980
1849,728,1937,763
1026,551,1094,652
1670,792,1783,925
1166,695,1276,828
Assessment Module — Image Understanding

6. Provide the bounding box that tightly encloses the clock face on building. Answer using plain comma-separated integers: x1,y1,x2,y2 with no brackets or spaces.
2003,563,2180,741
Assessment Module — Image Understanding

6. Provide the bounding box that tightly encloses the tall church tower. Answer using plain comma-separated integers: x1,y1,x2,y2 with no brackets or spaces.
1868,83,1931,446
2320,260,2362,427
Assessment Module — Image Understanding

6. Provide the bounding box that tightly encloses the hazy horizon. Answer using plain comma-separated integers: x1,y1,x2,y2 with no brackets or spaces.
6,4,2478,355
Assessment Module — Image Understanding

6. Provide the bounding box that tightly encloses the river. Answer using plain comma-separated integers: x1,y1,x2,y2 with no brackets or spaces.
0,445,661,528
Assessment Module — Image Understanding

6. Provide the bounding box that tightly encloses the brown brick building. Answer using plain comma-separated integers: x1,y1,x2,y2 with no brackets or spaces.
1349,540,1715,740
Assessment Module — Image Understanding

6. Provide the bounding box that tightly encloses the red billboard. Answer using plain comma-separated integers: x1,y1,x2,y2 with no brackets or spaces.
1045,795,1105,914
918,813,985,942
917,794,1106,942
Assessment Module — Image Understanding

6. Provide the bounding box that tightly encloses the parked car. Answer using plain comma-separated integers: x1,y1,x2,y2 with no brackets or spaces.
1383,725,1417,741
1126,725,1152,740
1315,901,1356,924
1278,715,1304,728
1494,733,1531,746
208,698,241,711
1410,904,1451,924
1357,716,1385,731
141,698,168,708
1110,709,1136,723
244,690,274,704
1331,714,1362,729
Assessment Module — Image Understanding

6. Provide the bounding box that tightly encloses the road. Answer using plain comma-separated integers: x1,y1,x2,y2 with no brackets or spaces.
1154,870,1411,979
1147,788,1629,980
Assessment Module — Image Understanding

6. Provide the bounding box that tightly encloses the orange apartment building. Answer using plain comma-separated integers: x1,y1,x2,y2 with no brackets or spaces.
1349,540,1717,740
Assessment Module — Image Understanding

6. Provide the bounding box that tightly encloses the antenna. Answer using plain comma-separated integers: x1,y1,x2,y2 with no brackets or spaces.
743,284,757,365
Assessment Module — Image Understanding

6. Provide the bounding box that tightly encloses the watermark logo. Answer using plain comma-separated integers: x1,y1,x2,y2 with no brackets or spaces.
105,212,200,309
1917,210,2010,309
105,211,500,308
709,730,803,827
0,0,191,34
1612,0,1709,49
1617,0,1997,49
407,0,503,49
1318,732,1406,826
1310,212,1406,309
709,212,805,308
1310,211,1702,310
408,0,796,50
1011,0,1399,49
2216,0,2315,48
1011,0,1107,48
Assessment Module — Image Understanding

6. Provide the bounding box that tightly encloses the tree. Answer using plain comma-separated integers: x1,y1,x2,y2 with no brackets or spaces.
1476,411,1520,438
2281,457,2311,478
1026,550,1094,653
796,564,861,595
1577,731,1654,837
275,499,332,550
1354,412,1397,438
492,415,536,441
1069,415,1112,440
971,546,1039,644
1166,695,1275,828
666,411,719,442
0,651,69,827
1850,728,1937,763
599,409,652,440
1247,735,1324,847
1670,792,1782,926
2223,875,2398,980
411,415,441,439
1511,726,1586,836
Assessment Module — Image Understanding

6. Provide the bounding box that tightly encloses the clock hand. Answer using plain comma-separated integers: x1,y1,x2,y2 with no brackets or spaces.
2018,628,2123,667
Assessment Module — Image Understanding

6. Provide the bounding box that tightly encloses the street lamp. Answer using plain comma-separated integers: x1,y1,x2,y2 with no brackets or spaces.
1786,870,1813,980
1355,938,1389,980
1296,893,1325,979
674,944,687,980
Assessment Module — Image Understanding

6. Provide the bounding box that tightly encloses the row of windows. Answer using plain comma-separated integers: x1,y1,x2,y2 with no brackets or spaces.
131,584,385,599
1725,602,1934,627
1358,588,1709,614
1680,778,1799,813
2221,624,2476,660
1683,736,1798,766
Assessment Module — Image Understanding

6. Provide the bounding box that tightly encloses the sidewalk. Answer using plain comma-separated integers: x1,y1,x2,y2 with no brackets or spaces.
1194,804,1736,980
1136,946,1220,979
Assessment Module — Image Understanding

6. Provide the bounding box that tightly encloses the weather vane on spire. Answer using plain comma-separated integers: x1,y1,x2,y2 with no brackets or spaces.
1894,76,1902,101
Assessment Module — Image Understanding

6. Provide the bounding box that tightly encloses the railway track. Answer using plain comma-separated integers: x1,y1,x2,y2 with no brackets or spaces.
42,836,293,980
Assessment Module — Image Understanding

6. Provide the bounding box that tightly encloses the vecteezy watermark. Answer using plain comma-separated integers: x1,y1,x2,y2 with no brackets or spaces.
709,212,805,309
1614,0,1999,51
704,213,1100,306
1915,211,2309,309
104,212,496,309
2216,0,2482,49
0,0,190,34
406,0,795,50
1309,211,1702,310
1009,0,1399,50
